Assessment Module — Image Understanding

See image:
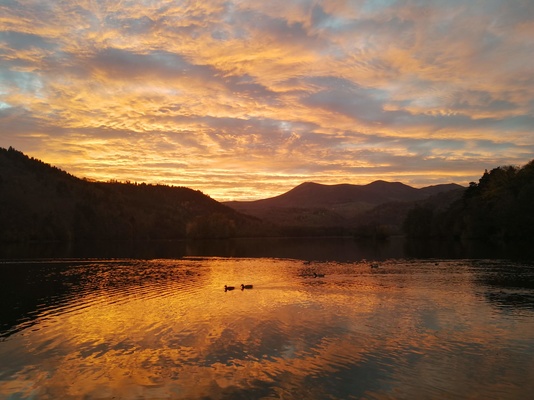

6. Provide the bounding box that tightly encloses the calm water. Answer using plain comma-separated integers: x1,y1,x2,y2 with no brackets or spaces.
1,255,534,399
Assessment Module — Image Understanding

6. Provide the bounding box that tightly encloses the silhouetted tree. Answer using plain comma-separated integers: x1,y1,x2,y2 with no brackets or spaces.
404,161,534,243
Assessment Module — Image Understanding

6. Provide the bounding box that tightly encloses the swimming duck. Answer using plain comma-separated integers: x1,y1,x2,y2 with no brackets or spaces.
224,285,235,291
313,272,325,278
241,284,253,290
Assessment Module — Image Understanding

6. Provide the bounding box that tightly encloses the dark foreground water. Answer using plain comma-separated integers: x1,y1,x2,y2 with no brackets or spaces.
1,255,534,399
1,236,533,261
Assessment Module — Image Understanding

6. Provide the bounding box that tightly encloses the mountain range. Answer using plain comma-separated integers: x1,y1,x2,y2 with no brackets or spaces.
227,180,461,210
224,181,464,235
0,146,465,242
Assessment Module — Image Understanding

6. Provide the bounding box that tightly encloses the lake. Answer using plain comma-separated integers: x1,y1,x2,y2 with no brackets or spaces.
1,238,534,399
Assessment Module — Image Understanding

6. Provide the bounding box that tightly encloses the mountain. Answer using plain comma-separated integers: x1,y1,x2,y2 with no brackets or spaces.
0,146,467,242
0,147,263,242
224,181,464,232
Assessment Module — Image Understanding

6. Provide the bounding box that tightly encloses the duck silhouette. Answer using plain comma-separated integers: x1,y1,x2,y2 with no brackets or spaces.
370,263,379,269
313,272,325,278
224,285,235,291
241,284,253,290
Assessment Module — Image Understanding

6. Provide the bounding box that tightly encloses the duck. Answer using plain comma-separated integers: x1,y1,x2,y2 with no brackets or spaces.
224,285,235,291
241,284,253,290
313,272,325,278
370,263,379,269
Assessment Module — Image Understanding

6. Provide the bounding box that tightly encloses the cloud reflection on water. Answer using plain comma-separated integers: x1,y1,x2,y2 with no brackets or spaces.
1,258,534,399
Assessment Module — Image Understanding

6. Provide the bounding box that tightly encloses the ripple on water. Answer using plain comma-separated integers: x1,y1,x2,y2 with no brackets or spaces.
1,258,534,399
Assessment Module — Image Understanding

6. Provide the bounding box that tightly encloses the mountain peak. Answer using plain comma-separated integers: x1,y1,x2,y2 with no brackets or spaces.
295,181,322,188
368,180,408,187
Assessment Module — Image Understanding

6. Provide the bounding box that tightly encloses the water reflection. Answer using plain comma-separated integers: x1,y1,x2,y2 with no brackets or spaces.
1,258,534,399
184,236,407,261
0,240,188,260
470,260,534,311
2,236,533,262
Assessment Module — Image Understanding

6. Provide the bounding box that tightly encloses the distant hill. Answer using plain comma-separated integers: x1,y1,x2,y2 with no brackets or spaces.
0,146,471,242
224,181,464,235
0,147,264,242
225,181,462,211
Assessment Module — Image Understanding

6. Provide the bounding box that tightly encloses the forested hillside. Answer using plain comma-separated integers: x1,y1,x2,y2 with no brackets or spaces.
404,161,534,242
224,180,463,236
0,147,263,242
5,146,529,244
352,187,465,239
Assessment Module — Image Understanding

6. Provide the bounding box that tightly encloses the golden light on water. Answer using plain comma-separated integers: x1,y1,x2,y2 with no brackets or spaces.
2,258,534,398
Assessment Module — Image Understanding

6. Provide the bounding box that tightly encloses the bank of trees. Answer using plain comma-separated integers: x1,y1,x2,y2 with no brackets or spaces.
4,146,533,244
0,147,262,242
404,160,534,242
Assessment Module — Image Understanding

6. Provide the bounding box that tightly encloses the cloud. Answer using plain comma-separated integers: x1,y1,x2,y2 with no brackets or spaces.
1,0,533,200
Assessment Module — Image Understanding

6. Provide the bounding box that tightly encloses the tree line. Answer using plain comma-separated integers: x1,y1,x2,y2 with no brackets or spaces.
403,160,534,243
3,146,533,244
0,147,265,242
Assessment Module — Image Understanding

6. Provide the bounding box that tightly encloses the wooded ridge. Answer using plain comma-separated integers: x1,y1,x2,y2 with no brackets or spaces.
1,146,532,244
404,160,534,242
0,147,263,242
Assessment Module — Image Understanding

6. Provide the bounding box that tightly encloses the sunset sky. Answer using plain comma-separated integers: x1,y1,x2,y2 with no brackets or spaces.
1,0,533,200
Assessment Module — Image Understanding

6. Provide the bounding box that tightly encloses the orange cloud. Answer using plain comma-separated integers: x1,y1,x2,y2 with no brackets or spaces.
1,0,533,200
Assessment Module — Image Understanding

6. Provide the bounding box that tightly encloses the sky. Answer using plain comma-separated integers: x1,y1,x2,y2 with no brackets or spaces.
1,0,533,201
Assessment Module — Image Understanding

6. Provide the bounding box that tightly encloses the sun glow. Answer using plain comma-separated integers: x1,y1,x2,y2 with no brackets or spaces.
1,0,533,200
